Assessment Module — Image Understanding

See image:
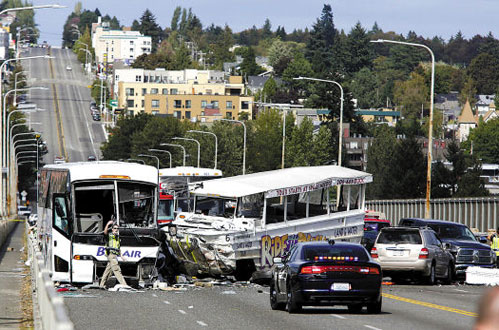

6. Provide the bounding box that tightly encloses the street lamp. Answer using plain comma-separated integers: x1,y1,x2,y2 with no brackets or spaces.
149,149,172,168
172,137,200,168
160,143,186,166
215,118,246,175
138,154,160,210
370,39,435,219
293,76,344,207
187,130,218,169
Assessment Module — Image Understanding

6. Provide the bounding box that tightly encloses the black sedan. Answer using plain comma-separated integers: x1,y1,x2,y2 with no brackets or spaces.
270,241,382,314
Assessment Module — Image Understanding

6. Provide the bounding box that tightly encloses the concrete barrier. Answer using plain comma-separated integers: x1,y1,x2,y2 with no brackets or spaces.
0,219,16,249
26,223,74,330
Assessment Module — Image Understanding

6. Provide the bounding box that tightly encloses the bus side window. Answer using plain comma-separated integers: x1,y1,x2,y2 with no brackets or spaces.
54,196,69,236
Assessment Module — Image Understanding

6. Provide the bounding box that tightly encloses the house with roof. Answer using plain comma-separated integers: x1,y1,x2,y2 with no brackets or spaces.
435,92,460,122
355,108,401,126
476,94,495,117
457,100,478,142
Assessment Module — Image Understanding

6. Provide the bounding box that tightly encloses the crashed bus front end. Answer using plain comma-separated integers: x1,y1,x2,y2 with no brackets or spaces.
163,165,372,281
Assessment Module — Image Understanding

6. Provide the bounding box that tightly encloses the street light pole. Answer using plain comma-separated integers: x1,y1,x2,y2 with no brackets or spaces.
187,130,218,169
160,143,186,166
149,149,172,168
172,137,201,168
217,118,246,175
371,39,435,219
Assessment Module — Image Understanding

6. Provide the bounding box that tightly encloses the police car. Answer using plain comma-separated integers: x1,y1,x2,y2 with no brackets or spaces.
270,241,382,313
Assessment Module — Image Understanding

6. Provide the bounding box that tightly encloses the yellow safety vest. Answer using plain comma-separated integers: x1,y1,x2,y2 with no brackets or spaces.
106,234,120,255
492,236,499,257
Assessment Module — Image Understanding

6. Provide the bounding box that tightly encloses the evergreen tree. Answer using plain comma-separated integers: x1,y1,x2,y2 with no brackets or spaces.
390,137,426,198
171,6,181,31
139,9,163,51
341,22,374,75
366,125,397,199
305,4,336,74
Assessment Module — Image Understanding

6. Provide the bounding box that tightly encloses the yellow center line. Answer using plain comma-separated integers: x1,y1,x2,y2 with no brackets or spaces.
382,293,477,317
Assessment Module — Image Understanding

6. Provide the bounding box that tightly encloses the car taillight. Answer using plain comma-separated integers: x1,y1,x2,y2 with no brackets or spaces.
359,267,380,274
157,219,172,225
371,247,378,258
419,247,429,259
301,266,326,274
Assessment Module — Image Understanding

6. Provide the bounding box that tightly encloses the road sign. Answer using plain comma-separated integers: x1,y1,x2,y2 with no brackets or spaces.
109,99,117,107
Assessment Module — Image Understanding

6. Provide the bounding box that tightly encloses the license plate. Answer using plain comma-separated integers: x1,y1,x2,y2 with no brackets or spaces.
393,250,404,256
331,283,350,291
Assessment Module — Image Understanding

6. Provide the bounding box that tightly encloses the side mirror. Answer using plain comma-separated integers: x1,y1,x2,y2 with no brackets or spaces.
273,257,283,265
478,236,488,244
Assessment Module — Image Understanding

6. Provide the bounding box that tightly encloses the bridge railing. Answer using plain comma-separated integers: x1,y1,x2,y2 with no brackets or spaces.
366,197,499,232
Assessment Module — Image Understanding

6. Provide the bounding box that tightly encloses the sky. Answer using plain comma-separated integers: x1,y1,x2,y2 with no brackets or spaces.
31,0,498,46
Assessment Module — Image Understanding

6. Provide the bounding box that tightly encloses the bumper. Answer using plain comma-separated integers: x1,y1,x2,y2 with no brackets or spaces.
455,263,496,275
377,259,431,275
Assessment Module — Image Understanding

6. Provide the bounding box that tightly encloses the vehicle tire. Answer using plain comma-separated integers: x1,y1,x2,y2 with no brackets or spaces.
286,283,302,313
367,295,382,314
348,304,363,313
443,263,454,285
270,280,285,311
425,263,436,285
235,260,256,281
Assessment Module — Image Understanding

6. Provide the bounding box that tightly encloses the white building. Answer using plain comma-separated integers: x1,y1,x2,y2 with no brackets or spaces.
457,100,478,142
92,18,152,64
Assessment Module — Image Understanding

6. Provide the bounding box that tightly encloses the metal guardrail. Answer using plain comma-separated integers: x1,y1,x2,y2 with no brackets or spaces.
366,197,499,232
26,223,74,330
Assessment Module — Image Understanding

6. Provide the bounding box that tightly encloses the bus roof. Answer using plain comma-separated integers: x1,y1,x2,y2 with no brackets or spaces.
191,165,372,198
159,166,222,177
42,161,158,184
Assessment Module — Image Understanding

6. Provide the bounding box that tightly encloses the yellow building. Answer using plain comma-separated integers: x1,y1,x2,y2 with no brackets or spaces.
117,75,252,121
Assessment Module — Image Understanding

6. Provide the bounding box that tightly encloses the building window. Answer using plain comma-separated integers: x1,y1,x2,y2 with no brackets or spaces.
211,100,219,108
201,100,207,108
152,100,160,108
142,88,147,96
125,88,134,96
141,100,145,107
170,88,178,95
126,100,134,108
226,112,232,119
206,89,212,95
152,110,159,115
130,40,134,45
350,141,358,149
185,111,191,119
162,88,168,95
226,101,232,109
174,100,182,108
241,101,249,110
185,100,191,109
151,88,158,94
174,111,181,118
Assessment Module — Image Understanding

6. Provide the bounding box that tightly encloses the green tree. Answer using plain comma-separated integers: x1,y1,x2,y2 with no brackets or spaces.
170,6,181,31
138,9,163,52
366,125,397,199
207,25,234,70
454,161,489,197
91,79,109,106
239,47,265,76
212,121,245,177
261,77,277,102
286,118,315,167
467,53,499,94
306,4,336,74
341,22,374,75
466,118,499,163
350,68,380,108
393,72,428,119
311,125,333,165
390,137,426,198
459,77,477,108
173,43,192,69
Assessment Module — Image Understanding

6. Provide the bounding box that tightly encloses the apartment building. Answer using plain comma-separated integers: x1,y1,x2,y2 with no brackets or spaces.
117,74,252,121
92,18,151,64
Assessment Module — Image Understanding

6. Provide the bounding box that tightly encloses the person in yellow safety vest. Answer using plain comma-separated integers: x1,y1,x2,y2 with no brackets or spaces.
491,227,499,267
99,220,129,289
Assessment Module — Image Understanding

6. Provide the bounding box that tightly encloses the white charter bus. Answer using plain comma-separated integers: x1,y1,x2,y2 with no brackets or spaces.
157,167,222,225
37,161,160,284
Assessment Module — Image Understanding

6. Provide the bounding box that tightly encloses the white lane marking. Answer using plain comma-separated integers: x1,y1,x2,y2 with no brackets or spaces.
178,309,187,314
163,300,170,305
152,294,157,297
454,289,468,293
364,325,382,330
332,314,346,319
197,321,207,327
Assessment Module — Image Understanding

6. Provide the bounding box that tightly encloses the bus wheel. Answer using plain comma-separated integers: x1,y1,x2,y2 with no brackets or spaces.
235,260,256,281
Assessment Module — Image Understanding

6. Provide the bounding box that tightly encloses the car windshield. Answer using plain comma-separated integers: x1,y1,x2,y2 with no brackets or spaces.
428,224,476,241
377,230,422,244
301,245,369,262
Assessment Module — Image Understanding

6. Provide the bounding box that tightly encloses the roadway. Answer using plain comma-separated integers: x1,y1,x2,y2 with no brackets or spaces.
63,283,485,330
20,46,106,164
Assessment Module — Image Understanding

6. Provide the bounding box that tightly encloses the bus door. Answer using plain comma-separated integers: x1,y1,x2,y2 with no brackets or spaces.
51,194,72,282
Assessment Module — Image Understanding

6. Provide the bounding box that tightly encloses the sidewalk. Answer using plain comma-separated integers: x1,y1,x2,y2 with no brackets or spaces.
0,222,27,328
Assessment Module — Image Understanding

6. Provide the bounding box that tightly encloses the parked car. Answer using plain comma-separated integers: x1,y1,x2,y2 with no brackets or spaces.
270,241,382,314
87,155,96,161
17,205,31,217
398,218,496,277
66,65,72,71
371,226,454,284
92,113,101,121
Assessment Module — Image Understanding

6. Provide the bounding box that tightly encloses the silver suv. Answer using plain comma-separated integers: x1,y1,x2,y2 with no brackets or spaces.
371,227,454,284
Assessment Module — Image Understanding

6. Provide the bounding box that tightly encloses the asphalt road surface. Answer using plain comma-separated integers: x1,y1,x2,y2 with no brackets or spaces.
20,46,106,164
63,283,486,330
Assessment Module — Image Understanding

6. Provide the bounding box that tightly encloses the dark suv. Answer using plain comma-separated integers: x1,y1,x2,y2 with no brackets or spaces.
399,218,496,277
